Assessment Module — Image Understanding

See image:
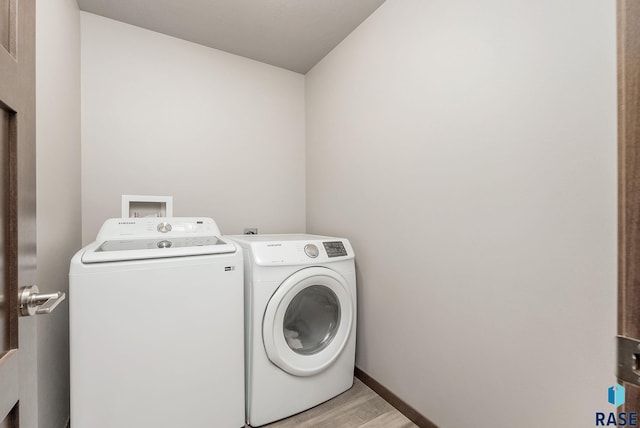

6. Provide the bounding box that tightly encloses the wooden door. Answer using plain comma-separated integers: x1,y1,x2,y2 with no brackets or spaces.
0,0,37,426
618,0,640,413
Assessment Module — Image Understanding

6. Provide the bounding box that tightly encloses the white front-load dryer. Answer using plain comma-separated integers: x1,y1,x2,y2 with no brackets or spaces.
230,234,356,427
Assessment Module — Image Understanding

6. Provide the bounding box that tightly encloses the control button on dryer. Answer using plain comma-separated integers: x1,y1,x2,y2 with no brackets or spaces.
304,244,319,258
157,222,172,233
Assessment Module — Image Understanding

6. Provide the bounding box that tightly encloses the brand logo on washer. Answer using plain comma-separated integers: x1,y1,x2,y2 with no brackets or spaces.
224,266,235,271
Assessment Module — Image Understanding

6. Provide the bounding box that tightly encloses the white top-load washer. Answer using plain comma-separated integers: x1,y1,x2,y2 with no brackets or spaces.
230,234,356,427
70,217,244,428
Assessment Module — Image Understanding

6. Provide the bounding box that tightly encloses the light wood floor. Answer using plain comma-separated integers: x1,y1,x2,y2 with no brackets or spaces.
258,378,418,428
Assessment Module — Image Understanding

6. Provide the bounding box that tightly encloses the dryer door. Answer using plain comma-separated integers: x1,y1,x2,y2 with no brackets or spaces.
262,267,354,377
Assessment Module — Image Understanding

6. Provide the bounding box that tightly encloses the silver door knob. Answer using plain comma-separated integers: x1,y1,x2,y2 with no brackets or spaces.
19,285,66,317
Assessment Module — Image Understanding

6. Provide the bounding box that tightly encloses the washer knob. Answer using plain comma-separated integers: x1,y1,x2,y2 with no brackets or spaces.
157,240,172,248
157,222,172,233
304,244,319,258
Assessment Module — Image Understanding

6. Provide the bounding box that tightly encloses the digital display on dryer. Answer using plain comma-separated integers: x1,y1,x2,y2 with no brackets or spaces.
323,241,347,257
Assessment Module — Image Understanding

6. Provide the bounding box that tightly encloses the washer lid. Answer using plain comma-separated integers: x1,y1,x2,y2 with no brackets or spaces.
81,236,236,263
81,217,236,263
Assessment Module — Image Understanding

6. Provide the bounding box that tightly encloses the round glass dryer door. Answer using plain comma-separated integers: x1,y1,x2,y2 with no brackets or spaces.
283,285,340,355
262,267,354,377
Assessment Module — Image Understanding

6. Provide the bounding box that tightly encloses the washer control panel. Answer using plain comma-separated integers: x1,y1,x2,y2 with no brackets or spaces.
323,241,348,258
95,217,222,241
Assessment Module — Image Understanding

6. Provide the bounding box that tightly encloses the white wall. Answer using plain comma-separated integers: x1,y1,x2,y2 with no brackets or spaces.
306,1,617,427
80,12,306,243
35,0,81,427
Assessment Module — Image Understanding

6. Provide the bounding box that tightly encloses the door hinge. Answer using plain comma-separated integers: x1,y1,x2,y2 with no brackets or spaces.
617,335,640,386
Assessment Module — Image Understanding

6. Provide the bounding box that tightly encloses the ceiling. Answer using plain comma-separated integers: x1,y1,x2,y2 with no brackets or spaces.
76,0,386,74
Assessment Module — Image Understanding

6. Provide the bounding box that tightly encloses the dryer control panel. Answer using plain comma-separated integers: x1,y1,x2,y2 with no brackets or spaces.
323,241,347,258
230,234,354,266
